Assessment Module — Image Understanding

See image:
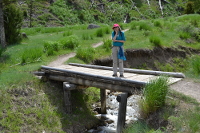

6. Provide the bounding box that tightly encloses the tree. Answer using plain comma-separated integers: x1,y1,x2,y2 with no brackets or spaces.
190,0,200,13
0,0,6,48
185,1,194,14
3,3,23,45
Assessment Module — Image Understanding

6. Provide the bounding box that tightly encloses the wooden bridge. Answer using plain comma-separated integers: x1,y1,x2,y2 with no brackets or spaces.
34,63,185,133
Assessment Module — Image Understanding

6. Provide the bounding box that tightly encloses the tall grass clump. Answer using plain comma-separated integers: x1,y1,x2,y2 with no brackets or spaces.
76,46,95,63
63,30,73,36
82,34,93,40
139,76,169,118
190,55,200,76
21,48,43,64
130,21,138,30
177,24,199,40
96,28,104,37
103,27,110,34
149,35,162,47
154,20,163,28
59,35,79,49
179,32,191,39
103,39,112,52
43,41,59,56
139,22,152,31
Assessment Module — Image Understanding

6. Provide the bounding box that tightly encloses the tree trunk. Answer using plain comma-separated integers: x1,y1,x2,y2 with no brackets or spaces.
0,0,6,48
146,0,150,6
159,0,164,16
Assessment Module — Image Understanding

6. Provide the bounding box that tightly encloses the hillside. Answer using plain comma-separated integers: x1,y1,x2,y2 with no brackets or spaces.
18,0,195,27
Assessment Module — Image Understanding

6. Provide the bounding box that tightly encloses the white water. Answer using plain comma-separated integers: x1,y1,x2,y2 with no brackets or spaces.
87,93,141,133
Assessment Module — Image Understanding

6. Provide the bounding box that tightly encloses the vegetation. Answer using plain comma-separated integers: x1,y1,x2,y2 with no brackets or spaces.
0,0,200,132
124,90,200,133
139,76,169,118
3,2,23,45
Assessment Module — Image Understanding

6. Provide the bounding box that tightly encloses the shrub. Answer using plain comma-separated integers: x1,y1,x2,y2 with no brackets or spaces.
139,76,169,118
3,3,23,45
21,48,43,64
60,35,79,49
44,41,59,52
185,1,195,14
76,46,95,63
149,35,162,47
104,27,110,34
103,39,112,52
139,22,152,31
96,28,104,37
154,20,163,28
130,21,138,30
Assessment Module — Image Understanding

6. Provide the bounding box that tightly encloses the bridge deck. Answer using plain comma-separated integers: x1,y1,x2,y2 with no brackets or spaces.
37,63,184,93
55,64,182,85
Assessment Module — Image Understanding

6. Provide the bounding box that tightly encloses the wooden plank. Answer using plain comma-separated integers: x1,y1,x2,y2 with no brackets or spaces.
69,63,185,78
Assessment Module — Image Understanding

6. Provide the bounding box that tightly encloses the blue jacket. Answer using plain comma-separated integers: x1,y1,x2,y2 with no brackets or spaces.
112,31,126,46
118,46,126,61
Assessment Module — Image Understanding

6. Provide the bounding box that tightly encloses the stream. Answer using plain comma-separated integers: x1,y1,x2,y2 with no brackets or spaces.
87,92,141,133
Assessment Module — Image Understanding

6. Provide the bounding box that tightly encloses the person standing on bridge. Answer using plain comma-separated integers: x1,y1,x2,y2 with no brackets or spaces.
111,24,126,78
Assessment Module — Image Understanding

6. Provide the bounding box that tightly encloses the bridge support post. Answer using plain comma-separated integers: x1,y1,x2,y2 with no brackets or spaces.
63,82,77,113
116,92,128,133
100,89,107,114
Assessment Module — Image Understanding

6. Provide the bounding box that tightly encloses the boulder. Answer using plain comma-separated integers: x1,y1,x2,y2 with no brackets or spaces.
87,24,100,29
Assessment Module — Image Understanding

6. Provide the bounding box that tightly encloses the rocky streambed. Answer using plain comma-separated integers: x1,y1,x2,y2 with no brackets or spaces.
87,92,141,133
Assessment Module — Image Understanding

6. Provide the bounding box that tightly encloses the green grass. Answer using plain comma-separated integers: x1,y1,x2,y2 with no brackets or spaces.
1,14,200,132
139,76,169,118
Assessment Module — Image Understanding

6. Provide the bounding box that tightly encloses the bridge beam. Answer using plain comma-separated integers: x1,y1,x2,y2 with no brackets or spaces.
63,82,78,113
50,75,141,93
116,92,128,133
100,88,107,114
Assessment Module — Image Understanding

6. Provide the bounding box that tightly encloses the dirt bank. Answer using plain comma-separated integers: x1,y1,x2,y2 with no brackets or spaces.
92,46,200,71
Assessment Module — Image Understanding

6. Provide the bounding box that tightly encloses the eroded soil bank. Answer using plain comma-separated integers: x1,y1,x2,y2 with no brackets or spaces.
92,46,200,71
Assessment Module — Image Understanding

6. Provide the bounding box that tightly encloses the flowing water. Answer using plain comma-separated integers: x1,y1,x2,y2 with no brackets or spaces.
87,92,141,133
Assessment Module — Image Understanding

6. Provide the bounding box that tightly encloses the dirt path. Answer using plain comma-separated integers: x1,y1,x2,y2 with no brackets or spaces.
47,29,200,103
48,52,76,67
170,78,200,103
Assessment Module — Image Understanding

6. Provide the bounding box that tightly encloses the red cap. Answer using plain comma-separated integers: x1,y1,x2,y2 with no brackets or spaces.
112,24,120,29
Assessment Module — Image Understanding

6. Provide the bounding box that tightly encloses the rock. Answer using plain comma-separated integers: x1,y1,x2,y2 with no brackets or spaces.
21,32,28,39
87,24,100,29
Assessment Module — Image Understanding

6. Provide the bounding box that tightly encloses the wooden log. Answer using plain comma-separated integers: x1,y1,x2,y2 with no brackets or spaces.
48,75,141,93
116,92,128,133
33,71,45,76
69,63,185,78
100,89,107,114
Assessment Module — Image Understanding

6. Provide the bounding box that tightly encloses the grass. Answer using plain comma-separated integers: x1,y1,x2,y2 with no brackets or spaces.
139,76,169,118
0,14,200,132
123,89,200,133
